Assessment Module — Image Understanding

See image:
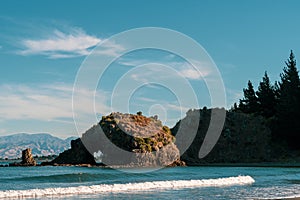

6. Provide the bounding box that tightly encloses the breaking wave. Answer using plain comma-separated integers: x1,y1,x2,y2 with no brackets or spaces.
0,175,254,198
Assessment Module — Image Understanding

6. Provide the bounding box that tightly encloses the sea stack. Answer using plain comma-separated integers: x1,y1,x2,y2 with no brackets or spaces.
21,148,36,166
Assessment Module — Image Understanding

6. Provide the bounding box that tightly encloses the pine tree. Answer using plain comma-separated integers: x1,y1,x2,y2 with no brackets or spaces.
256,71,276,118
239,80,259,114
233,102,238,110
273,81,281,100
280,50,300,89
276,50,300,148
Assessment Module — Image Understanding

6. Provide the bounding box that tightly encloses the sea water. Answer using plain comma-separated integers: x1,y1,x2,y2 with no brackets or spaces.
0,166,299,199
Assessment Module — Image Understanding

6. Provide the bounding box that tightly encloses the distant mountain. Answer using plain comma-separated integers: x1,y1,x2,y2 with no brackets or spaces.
0,133,78,159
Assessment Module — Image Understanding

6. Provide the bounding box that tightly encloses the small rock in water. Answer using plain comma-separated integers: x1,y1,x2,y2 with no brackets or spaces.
21,148,36,166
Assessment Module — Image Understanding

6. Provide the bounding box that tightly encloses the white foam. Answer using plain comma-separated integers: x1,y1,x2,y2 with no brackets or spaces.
260,194,300,200
0,175,254,198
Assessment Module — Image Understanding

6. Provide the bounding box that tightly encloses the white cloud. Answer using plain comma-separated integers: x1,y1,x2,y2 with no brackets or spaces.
0,84,110,123
178,68,203,80
127,61,210,82
117,57,150,67
137,97,157,103
18,27,124,59
92,40,125,57
176,59,212,80
24,29,99,52
0,84,70,121
117,57,212,81
165,103,190,112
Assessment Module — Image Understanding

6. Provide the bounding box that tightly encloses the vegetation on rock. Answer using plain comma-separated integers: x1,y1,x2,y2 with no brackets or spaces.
100,112,175,153
49,112,183,167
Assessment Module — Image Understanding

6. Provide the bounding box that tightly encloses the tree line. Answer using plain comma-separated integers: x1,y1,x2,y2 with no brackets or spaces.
233,50,300,150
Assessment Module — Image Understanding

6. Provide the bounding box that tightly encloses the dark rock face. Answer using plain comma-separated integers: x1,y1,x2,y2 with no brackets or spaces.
49,139,96,165
21,148,36,166
172,109,272,165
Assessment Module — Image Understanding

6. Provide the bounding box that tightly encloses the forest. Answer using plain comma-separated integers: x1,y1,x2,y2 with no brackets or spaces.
233,50,300,150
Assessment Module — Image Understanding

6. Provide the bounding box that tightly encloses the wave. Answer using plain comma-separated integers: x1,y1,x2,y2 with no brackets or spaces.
0,175,254,198
260,195,300,200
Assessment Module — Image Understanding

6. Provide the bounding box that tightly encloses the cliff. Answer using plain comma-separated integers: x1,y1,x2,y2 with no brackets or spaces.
172,108,273,165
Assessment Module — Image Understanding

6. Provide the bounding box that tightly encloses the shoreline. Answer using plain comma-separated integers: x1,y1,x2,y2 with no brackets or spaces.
192,162,300,168
2,161,300,168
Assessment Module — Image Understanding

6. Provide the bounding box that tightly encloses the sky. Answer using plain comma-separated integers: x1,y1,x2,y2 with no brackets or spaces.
1,0,300,138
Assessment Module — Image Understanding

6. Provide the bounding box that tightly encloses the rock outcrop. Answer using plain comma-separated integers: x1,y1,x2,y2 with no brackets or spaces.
50,112,184,167
9,148,37,166
172,108,272,165
47,139,96,165
21,148,37,166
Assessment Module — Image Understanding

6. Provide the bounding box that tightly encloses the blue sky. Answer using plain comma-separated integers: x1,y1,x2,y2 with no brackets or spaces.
1,0,300,138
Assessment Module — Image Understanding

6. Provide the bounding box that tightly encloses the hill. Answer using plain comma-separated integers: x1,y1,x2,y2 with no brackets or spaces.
0,133,77,159
172,108,300,165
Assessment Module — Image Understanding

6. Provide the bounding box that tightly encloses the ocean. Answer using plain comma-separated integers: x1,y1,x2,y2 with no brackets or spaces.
0,165,299,199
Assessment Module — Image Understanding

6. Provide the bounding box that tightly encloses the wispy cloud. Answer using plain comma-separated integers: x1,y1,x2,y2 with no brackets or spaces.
17,27,124,59
92,40,125,57
117,56,212,81
0,84,110,124
165,103,190,112
0,84,71,121
127,61,210,83
136,97,157,103
18,28,99,58
178,68,203,80
117,57,150,67
174,59,212,80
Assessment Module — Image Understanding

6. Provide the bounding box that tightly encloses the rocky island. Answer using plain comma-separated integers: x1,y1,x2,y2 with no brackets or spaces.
2,107,300,168
8,148,37,166
45,112,185,167
38,108,300,167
